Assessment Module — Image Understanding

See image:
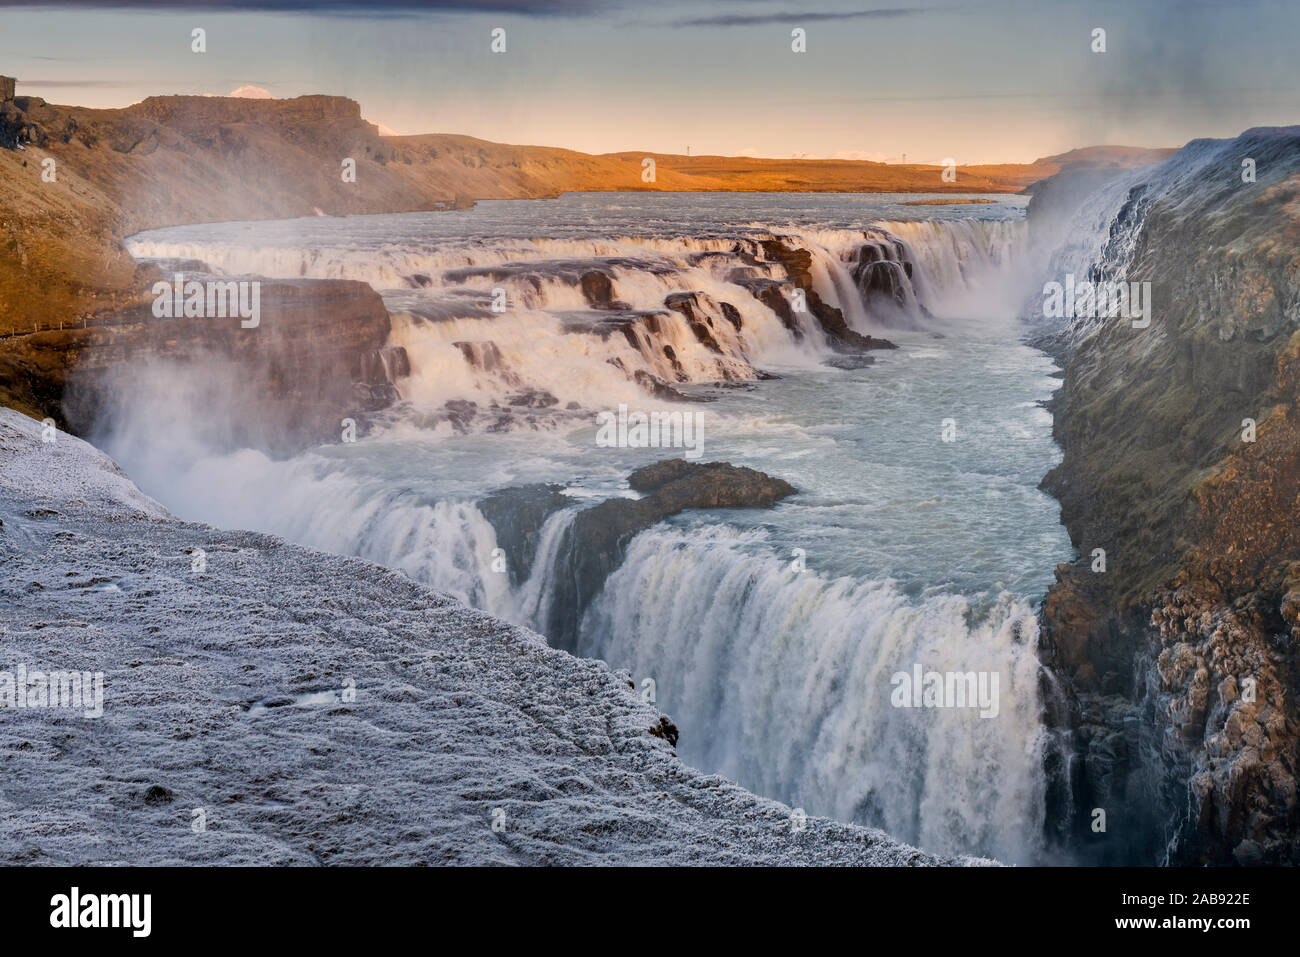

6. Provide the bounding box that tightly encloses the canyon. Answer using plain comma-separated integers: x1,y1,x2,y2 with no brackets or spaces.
1,90,1295,867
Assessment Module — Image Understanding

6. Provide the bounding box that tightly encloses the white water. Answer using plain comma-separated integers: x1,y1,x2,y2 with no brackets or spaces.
582,527,1044,858
118,192,1070,863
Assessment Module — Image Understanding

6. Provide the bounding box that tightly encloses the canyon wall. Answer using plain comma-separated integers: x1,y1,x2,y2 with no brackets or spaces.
1033,127,1300,865
63,278,396,450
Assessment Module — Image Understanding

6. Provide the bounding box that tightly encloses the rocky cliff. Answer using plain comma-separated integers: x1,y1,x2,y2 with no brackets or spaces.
1032,127,1300,865
479,459,798,650
0,94,422,337
0,94,430,434
1,271,400,451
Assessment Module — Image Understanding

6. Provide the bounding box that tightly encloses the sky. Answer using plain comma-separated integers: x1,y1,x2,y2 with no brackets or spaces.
1,0,1297,164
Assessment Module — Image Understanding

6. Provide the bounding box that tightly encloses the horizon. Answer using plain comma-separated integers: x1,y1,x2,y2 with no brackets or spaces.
2,0,1298,164
22,83,1186,167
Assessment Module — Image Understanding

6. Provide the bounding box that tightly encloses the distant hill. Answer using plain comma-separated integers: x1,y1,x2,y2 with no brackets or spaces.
386,133,1174,198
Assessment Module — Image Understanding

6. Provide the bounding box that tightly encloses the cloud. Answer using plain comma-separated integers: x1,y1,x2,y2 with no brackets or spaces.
0,0,604,15
672,7,935,28
0,53,99,61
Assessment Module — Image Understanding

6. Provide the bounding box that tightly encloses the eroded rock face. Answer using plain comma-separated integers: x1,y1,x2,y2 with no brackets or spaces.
1149,577,1297,865
1034,127,1300,865
16,274,403,452
759,239,897,353
852,236,916,310
664,291,728,354
734,277,801,336
0,100,42,149
579,270,631,310
477,483,571,587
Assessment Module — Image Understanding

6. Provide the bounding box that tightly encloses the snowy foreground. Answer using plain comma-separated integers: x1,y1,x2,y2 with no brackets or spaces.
0,409,975,865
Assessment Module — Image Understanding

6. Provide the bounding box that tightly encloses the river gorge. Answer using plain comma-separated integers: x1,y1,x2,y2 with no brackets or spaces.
3,111,1296,867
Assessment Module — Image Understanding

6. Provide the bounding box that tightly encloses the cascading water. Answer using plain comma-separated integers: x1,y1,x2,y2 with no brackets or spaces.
115,192,1069,863
579,526,1047,860
876,219,1026,317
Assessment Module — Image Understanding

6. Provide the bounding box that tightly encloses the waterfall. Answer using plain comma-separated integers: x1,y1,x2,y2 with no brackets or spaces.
515,507,580,631
113,198,1060,864
126,218,1028,425
874,220,1028,319
577,524,1048,863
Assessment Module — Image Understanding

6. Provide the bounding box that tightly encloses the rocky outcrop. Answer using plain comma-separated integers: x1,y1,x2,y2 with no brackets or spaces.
477,483,572,587
1,273,400,451
852,234,918,311
759,239,897,353
480,460,796,649
625,457,796,505
734,277,801,336
555,458,796,637
579,270,630,310
1033,127,1300,865
0,97,41,150
664,291,733,354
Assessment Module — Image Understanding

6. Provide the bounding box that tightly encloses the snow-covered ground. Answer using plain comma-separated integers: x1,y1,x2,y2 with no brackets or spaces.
0,408,975,865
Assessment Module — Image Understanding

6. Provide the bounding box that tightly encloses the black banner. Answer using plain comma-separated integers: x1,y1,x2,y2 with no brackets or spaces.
3,865,1286,943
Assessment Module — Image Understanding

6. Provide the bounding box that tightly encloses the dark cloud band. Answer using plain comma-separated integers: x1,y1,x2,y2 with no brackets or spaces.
673,7,935,28
0,0,603,15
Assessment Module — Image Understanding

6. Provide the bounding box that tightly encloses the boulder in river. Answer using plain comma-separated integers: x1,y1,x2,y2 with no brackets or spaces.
482,458,796,649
